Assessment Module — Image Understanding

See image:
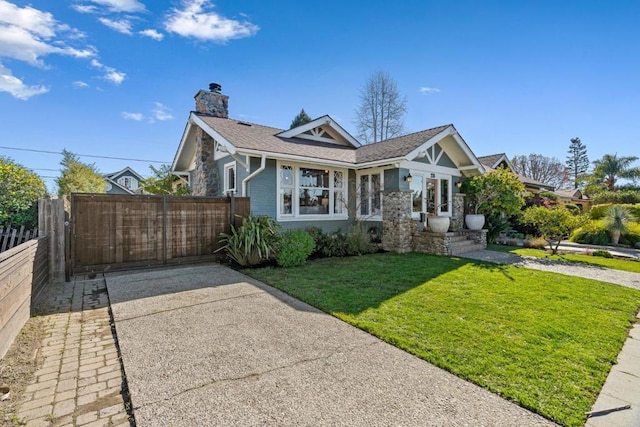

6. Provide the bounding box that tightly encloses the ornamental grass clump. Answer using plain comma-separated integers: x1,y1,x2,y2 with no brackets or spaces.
217,215,280,266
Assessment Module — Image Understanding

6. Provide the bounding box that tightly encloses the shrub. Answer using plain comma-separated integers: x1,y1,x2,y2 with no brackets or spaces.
346,225,378,255
619,222,640,247
590,190,640,205
485,212,511,244
317,230,349,258
564,204,581,215
276,230,315,268
525,237,547,249
217,215,280,266
570,220,611,246
589,203,640,220
592,250,613,258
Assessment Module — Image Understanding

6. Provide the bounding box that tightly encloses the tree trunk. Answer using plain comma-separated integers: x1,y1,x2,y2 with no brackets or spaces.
610,229,621,246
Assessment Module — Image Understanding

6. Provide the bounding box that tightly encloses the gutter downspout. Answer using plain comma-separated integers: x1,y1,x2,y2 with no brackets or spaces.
242,154,266,196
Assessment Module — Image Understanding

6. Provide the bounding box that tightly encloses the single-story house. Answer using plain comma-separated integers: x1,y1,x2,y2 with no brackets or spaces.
477,153,556,194
553,188,591,212
104,167,144,195
171,83,488,253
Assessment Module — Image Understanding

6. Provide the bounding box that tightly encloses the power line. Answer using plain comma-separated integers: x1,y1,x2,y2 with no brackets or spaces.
0,145,170,163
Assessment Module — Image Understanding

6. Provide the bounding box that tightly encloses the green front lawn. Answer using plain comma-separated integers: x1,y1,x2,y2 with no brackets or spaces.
244,253,640,427
489,244,640,273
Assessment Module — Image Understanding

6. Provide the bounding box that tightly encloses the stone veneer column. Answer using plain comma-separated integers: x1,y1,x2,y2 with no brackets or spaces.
191,127,219,196
451,193,466,230
382,190,414,253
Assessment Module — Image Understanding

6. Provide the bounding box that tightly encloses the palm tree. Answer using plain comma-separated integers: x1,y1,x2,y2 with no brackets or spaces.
604,205,634,245
591,154,640,191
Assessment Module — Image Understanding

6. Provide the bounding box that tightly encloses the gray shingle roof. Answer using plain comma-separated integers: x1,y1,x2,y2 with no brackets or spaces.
477,153,507,169
198,115,356,163
355,125,452,163
198,114,452,165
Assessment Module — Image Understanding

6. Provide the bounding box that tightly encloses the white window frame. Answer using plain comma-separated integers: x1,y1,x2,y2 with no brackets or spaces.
409,172,452,218
356,169,384,220
117,176,137,190
276,161,349,221
223,161,237,195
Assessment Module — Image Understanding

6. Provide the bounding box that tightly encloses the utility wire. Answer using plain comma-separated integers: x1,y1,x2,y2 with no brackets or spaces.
0,145,170,163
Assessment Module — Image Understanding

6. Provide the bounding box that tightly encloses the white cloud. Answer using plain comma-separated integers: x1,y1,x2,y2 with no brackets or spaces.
85,0,145,13
73,80,89,88
419,86,441,94
122,111,143,121
71,5,98,14
139,28,163,40
164,0,259,42
98,17,133,34
152,102,173,121
0,63,48,99
91,59,126,84
0,0,57,37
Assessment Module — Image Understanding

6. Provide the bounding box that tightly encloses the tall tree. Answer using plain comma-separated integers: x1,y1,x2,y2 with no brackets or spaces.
511,153,569,190
591,153,640,191
354,71,407,144
289,109,312,129
566,137,589,189
0,157,46,227
56,150,105,197
139,164,191,195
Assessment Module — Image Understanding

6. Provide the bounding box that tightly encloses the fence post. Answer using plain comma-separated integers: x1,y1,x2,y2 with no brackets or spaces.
229,191,236,228
38,198,66,283
162,195,168,264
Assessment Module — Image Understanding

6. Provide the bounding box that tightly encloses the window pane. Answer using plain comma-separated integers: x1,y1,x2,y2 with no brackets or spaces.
227,167,235,191
334,171,343,189
280,189,292,215
360,175,369,215
299,168,329,188
371,174,381,216
410,175,423,213
299,189,329,215
334,190,343,214
426,181,436,214
440,179,449,212
280,165,293,186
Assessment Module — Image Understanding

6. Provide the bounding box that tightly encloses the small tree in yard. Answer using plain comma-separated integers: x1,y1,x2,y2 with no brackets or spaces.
522,206,585,254
463,168,527,242
0,157,46,228
604,205,635,246
140,164,190,195
56,150,105,197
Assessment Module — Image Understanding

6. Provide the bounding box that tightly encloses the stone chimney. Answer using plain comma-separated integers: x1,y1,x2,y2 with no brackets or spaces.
194,83,229,118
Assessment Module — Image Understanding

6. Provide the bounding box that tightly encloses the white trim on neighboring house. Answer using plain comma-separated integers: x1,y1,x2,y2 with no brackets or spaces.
275,160,349,222
117,175,138,191
105,178,135,194
276,115,361,147
355,168,385,221
223,161,237,195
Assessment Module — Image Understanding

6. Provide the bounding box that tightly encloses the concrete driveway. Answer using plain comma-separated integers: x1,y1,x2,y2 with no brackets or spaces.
106,263,554,426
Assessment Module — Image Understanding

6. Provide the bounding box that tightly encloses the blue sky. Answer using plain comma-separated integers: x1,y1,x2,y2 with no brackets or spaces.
1,0,638,191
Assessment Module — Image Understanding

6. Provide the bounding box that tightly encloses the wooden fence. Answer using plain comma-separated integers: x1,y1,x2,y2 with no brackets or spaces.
0,236,49,359
71,194,250,273
0,225,39,253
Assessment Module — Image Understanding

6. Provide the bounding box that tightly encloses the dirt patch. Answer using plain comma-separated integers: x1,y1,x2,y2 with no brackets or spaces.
0,317,47,427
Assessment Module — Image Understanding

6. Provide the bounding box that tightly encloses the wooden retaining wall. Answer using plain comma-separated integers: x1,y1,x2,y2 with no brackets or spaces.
0,236,49,359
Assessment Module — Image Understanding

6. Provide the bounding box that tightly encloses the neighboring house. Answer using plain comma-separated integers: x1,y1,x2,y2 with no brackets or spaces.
553,188,591,212
172,84,487,230
477,153,556,193
103,167,144,195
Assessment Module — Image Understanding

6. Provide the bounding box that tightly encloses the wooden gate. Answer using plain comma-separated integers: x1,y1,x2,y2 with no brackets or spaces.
71,194,249,273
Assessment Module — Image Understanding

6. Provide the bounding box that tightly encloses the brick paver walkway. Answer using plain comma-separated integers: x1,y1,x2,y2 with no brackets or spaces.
16,275,132,427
